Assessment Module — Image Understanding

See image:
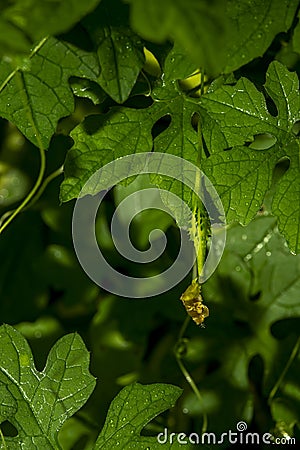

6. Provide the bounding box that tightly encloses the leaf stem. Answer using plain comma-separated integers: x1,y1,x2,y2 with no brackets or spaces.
0,36,50,233
268,336,300,403
0,428,7,450
0,145,46,234
0,165,63,229
0,36,49,94
174,312,208,433
25,165,63,209
174,338,208,434
0,67,19,94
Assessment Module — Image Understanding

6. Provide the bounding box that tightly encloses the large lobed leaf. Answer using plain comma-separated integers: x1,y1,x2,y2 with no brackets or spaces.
60,59,300,253
0,325,96,449
60,86,201,203
201,61,300,253
94,382,184,449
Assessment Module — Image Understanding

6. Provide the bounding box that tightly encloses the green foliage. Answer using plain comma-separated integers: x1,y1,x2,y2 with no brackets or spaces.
0,37,99,148
0,0,300,448
202,61,300,252
0,0,101,57
94,383,183,449
0,324,96,449
127,0,298,74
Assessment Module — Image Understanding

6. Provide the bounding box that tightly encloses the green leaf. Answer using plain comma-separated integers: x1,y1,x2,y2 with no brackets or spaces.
201,61,300,151
96,26,144,103
202,145,277,223
70,77,107,105
272,141,300,254
126,0,227,75
60,71,202,203
127,0,298,75
0,0,101,57
60,106,154,202
0,324,96,449
94,383,183,449
201,61,300,252
0,37,99,148
84,0,145,103
163,42,198,83
224,0,298,73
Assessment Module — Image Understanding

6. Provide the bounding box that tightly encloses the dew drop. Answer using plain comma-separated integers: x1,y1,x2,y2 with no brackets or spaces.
254,243,263,252
235,265,241,272
183,407,189,414
244,253,252,262
266,251,271,257
242,234,247,240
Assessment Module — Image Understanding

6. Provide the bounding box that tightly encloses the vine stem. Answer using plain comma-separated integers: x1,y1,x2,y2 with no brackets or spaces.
174,314,208,434
0,165,63,229
0,428,7,450
25,165,63,209
0,37,50,234
0,145,46,234
268,336,300,403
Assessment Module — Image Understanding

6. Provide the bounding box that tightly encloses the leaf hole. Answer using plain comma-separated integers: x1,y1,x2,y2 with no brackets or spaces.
206,359,221,374
292,120,300,136
151,114,172,139
191,112,199,132
123,95,153,109
249,133,277,150
249,291,261,302
190,112,210,157
272,156,290,183
248,354,264,389
232,319,251,336
202,137,210,158
0,420,18,437
271,318,300,339
264,92,278,117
